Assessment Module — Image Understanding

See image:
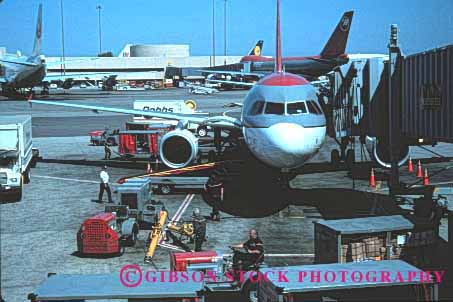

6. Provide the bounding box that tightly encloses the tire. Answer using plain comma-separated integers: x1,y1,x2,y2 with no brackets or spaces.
346,149,355,166
159,184,173,195
197,126,208,137
331,149,340,165
11,185,22,202
129,228,138,247
242,281,258,302
117,245,125,256
208,150,216,162
23,170,30,184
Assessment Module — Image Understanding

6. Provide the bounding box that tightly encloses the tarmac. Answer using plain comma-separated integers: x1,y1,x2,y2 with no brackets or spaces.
0,88,452,302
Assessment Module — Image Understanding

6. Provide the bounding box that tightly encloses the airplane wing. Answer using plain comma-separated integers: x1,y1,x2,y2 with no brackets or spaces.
199,69,264,77
0,59,38,67
207,78,257,87
30,99,242,129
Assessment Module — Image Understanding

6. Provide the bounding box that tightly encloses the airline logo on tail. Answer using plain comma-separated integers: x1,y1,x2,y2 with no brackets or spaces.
340,15,351,32
254,45,261,56
249,40,264,56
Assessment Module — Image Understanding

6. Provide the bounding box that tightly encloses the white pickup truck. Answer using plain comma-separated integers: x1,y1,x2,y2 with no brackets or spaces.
0,115,38,202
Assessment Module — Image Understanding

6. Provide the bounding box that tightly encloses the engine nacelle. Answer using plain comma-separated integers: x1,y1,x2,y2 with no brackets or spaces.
365,136,410,169
159,129,199,169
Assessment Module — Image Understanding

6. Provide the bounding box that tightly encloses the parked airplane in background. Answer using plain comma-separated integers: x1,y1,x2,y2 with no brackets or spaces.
0,4,114,98
31,0,326,217
203,11,354,87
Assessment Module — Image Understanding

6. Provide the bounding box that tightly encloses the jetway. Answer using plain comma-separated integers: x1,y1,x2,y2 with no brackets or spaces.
329,45,453,145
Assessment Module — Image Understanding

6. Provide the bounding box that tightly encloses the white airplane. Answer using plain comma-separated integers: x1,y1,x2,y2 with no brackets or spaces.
0,4,115,98
31,0,327,217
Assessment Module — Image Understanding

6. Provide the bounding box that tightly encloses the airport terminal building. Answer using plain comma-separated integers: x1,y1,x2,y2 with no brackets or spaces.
43,44,243,87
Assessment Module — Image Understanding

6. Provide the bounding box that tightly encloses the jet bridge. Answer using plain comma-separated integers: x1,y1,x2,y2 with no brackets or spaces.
328,31,453,169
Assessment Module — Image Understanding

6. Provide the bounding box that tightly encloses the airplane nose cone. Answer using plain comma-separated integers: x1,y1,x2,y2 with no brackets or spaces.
245,123,325,169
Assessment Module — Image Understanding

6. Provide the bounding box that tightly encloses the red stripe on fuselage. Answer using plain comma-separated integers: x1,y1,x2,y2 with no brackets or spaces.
258,73,309,86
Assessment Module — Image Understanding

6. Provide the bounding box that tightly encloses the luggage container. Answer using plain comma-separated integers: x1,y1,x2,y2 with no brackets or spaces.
258,260,439,302
28,272,204,301
401,45,453,142
314,215,415,264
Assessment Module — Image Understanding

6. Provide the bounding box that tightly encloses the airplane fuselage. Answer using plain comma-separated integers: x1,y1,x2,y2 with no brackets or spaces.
1,55,46,88
240,72,326,170
240,55,348,78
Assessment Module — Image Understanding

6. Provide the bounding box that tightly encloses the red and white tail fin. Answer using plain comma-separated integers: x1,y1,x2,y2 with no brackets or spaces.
275,0,282,73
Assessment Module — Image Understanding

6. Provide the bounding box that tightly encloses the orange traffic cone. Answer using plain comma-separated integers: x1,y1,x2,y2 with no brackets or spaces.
408,157,413,173
369,168,376,187
423,168,429,185
147,162,152,174
416,160,423,178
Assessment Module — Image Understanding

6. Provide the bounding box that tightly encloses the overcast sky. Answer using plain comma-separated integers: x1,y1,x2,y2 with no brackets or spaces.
0,0,452,57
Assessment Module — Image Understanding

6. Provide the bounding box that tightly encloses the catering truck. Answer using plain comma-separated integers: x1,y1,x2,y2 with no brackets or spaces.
0,115,38,202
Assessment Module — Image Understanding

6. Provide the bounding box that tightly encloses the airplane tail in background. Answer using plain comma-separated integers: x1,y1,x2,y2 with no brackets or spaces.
31,3,42,57
320,11,353,58
248,40,264,56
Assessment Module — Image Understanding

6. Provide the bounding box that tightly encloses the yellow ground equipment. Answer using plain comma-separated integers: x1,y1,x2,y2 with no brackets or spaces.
144,210,168,262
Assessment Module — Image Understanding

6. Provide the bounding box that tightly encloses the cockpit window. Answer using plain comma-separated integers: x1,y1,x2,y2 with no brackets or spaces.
307,100,322,115
287,102,307,114
264,102,284,115
249,101,265,115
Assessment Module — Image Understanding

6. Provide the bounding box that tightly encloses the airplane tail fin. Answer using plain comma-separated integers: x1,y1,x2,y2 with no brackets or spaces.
31,3,42,57
320,11,353,58
248,40,264,56
275,0,282,73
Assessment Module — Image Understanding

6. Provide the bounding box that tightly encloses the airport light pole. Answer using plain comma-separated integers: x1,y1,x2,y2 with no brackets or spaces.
212,0,215,67
223,0,227,65
96,5,102,55
60,0,66,75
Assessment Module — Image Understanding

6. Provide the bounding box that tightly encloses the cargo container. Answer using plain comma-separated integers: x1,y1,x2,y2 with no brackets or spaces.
314,215,441,268
28,272,204,301
258,260,439,302
402,45,453,142
314,215,415,264
0,115,38,202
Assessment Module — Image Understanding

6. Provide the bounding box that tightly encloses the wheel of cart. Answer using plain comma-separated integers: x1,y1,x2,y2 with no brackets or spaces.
158,184,174,194
331,149,340,165
197,126,208,137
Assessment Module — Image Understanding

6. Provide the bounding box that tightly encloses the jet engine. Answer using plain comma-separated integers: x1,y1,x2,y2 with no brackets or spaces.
365,136,410,168
159,129,199,169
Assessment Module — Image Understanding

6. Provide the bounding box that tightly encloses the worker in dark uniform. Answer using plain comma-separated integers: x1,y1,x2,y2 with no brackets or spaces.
230,229,264,270
104,140,112,160
230,229,264,286
98,166,113,203
191,208,207,251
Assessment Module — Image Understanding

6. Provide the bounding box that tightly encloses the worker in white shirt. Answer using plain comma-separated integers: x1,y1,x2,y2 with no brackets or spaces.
98,166,112,203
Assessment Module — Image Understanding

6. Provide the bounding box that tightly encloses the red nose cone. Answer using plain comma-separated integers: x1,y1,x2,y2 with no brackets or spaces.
258,73,309,86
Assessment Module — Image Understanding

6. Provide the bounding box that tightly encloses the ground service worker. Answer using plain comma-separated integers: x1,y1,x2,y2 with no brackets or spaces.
104,141,111,160
192,208,207,251
98,166,113,203
230,228,264,285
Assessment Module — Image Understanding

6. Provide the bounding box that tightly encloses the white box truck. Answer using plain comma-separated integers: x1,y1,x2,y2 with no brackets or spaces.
0,115,38,202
